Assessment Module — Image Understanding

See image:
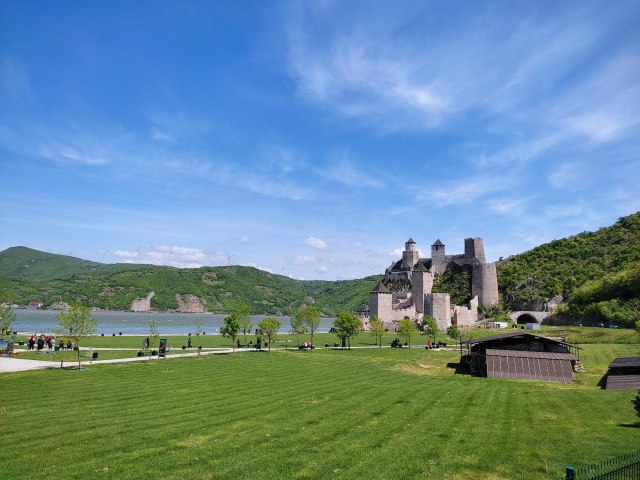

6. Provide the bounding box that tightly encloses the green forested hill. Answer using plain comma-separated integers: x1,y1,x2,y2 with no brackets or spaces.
497,212,640,325
0,246,103,279
0,249,382,315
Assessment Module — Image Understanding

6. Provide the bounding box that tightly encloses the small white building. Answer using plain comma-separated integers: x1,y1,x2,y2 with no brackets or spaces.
487,321,508,329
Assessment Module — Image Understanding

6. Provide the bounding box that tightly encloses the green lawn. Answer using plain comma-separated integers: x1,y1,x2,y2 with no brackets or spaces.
1,342,639,480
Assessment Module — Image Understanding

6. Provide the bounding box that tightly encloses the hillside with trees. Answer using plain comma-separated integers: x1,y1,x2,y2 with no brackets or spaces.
0,249,381,316
495,212,640,326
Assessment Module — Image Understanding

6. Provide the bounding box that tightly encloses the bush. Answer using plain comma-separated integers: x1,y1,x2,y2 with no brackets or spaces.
633,389,640,419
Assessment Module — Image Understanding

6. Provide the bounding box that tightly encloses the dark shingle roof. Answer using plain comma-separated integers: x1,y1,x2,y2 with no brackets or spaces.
432,239,444,246
486,349,578,361
371,282,391,293
609,357,640,369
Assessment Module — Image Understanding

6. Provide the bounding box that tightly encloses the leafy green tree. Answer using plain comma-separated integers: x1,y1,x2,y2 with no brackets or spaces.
333,311,361,349
293,305,320,348
237,304,252,343
221,312,241,352
0,305,16,334
369,315,385,348
257,317,281,352
56,304,97,368
446,325,460,341
290,314,308,346
422,315,439,343
397,317,417,348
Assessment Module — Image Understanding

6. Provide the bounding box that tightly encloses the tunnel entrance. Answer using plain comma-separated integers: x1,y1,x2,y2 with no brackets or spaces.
516,313,537,325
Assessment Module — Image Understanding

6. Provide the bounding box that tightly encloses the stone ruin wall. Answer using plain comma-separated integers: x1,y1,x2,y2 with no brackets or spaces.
452,296,478,327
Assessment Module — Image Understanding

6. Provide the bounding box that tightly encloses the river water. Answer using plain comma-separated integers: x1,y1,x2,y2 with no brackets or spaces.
13,309,336,335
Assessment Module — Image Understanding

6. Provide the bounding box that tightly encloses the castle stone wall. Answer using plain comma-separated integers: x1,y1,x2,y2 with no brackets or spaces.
424,293,451,330
452,295,478,327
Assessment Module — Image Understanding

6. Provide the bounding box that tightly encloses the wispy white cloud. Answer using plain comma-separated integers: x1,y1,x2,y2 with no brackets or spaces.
486,197,533,216
319,150,384,187
304,236,328,250
424,174,513,207
316,265,328,274
294,255,315,265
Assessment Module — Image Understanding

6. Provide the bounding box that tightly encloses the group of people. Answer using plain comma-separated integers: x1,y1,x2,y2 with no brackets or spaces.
27,334,73,351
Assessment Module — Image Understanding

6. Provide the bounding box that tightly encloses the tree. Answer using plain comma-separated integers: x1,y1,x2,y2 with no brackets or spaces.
148,320,159,348
236,304,252,343
423,315,439,343
397,317,417,348
290,313,308,346
446,325,460,341
369,315,385,348
0,305,16,334
257,317,281,351
221,312,241,352
333,311,361,350
56,304,97,368
293,305,320,348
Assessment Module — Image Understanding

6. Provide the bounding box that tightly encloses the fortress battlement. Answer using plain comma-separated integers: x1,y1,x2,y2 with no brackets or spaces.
369,237,499,331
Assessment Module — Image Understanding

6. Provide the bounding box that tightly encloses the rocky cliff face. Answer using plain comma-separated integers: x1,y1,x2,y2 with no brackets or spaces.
175,294,206,313
131,292,155,312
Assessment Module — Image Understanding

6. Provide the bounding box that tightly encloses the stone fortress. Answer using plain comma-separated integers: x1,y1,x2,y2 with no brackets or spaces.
366,237,499,331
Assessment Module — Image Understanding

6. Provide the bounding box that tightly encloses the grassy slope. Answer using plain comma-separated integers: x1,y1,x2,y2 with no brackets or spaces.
1,343,639,480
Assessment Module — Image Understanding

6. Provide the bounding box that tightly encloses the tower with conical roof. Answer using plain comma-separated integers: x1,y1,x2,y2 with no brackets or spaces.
400,237,419,270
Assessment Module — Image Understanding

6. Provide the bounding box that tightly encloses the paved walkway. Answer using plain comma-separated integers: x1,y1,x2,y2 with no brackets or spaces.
0,347,251,373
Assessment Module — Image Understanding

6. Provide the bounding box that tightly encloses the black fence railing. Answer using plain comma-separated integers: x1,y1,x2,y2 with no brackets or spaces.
565,450,640,480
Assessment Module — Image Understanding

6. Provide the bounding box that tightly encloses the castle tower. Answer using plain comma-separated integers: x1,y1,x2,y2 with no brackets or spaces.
402,238,420,270
472,263,499,307
424,292,451,330
431,239,447,275
411,264,433,314
464,237,486,263
370,282,392,321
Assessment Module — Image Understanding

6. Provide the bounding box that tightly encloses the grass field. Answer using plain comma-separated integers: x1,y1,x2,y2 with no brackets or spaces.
1,339,639,480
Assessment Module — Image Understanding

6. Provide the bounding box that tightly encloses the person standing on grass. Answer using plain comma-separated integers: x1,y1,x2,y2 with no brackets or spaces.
187,336,192,348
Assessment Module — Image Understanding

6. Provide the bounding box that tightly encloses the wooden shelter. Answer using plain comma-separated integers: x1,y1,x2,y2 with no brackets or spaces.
605,357,640,390
462,332,580,383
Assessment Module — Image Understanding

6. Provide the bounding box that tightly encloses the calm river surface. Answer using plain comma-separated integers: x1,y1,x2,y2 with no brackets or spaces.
13,309,336,335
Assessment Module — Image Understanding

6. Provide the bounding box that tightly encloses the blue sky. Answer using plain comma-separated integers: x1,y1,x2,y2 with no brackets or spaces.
1,1,638,280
